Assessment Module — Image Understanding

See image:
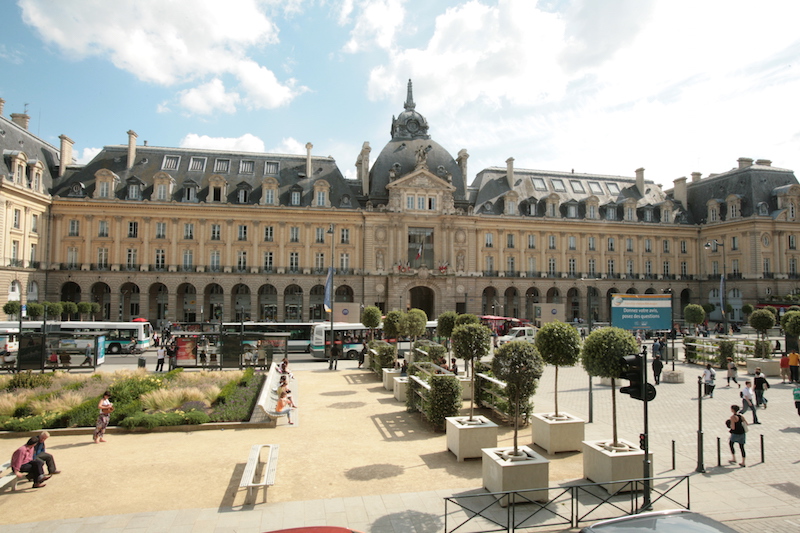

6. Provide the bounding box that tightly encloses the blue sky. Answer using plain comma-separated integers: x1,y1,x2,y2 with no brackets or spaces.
2,0,800,189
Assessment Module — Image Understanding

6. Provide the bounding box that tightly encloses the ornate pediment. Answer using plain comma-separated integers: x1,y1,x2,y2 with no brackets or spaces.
385,168,457,214
386,168,456,193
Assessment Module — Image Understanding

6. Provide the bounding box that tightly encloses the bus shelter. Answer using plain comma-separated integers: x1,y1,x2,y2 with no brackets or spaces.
13,331,107,373
169,331,288,370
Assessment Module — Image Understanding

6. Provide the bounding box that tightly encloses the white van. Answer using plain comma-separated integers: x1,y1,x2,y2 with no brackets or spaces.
497,326,537,346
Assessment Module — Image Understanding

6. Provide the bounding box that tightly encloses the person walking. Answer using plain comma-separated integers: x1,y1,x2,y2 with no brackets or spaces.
155,345,166,372
652,354,663,385
780,352,791,384
789,351,800,383
740,381,760,424
726,404,747,467
726,357,740,388
753,368,770,409
702,363,716,398
93,391,113,443
794,384,800,417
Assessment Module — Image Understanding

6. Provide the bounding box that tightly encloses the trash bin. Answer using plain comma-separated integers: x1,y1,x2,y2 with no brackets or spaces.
138,356,147,369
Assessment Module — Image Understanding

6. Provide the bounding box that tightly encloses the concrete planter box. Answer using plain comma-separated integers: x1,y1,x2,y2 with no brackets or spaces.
393,376,408,402
482,445,549,507
662,370,684,383
746,358,780,377
599,377,614,386
446,416,498,462
459,377,473,400
582,438,653,494
531,412,585,454
382,368,401,390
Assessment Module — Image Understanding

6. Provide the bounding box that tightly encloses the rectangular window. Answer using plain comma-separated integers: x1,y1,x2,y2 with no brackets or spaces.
184,223,194,240
206,224,218,241
156,184,167,200
289,252,299,272
155,249,165,270
182,250,193,270
128,221,138,238
264,189,275,205
791,258,797,276
428,197,436,210
627,259,634,275
315,252,325,272
507,234,515,249
731,236,739,250
189,157,206,171
588,237,596,251
645,260,652,276
607,238,615,252
485,233,494,248
237,250,247,270
569,180,585,193
527,257,536,275
484,255,495,274
417,196,425,210
732,259,740,274
264,226,273,242
67,246,77,267
532,177,547,191
606,207,616,221
607,259,615,276
568,258,576,275
210,250,221,271
127,184,141,200
790,235,797,250
240,160,255,174
13,209,20,229
155,222,166,239
712,261,719,276
212,186,223,202
681,240,687,253
238,225,247,241
588,205,597,219
567,204,578,218
763,258,771,274
262,251,273,272
626,238,633,252
588,182,603,194
291,191,301,205
407,196,415,210
99,220,109,238
588,259,596,276
606,183,620,194
568,236,576,250
98,181,110,198
31,214,38,233
214,159,230,173
126,248,138,269
548,235,556,250
663,261,670,276
548,257,557,276
316,227,325,243
317,190,326,207
265,161,279,174
662,240,670,253
68,219,79,237
98,247,109,269
290,227,300,242
645,239,652,253
162,155,180,170
340,252,350,271
527,235,536,249
341,228,350,244
662,210,671,223
184,186,196,202
681,261,688,277
644,209,653,222
551,179,566,192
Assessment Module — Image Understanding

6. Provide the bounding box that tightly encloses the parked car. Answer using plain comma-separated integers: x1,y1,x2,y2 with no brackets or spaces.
497,326,537,346
580,509,739,532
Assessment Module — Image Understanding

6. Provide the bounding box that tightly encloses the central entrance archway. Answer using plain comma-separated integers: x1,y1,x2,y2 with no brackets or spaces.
409,286,435,319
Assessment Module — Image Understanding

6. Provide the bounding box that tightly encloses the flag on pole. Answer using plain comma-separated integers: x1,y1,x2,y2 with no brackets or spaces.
324,266,333,312
415,242,424,260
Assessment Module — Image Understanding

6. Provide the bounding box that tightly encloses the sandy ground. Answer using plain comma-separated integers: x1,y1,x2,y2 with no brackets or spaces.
0,366,583,525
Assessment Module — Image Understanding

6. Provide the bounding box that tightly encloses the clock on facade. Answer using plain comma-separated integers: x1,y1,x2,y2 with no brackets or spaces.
406,119,419,133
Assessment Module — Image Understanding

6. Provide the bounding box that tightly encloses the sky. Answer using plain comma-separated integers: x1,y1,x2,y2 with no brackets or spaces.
2,0,800,190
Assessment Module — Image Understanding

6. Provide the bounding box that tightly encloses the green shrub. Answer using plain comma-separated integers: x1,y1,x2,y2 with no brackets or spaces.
55,397,102,428
423,375,462,430
210,371,263,422
110,400,143,425
109,375,164,405
183,410,211,424
369,341,396,373
719,340,734,368
754,339,771,359
3,415,46,432
684,337,697,363
7,371,53,391
406,366,422,413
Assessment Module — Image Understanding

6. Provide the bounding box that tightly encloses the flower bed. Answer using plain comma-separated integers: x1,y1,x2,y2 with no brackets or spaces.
0,368,263,432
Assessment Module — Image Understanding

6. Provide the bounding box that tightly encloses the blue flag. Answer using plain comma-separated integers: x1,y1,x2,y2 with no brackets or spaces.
324,266,333,313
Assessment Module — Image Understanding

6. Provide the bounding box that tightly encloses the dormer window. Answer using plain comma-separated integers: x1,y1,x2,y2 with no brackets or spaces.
532,177,547,191
126,177,144,200
570,180,585,193
189,157,206,171
291,191,301,206
265,161,279,175
98,182,110,198
552,179,566,192
567,204,578,218
214,159,230,173
162,155,180,171
605,205,617,220
313,179,331,208
183,180,199,202
588,182,603,194
758,202,769,216
644,209,653,222
240,160,255,174
236,182,252,204
209,176,227,202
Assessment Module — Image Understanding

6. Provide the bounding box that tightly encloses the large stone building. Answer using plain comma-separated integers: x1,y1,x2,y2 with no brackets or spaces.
2,83,800,327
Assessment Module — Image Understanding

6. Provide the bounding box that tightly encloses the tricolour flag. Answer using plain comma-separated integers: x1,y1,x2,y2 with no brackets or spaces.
415,242,424,260
324,266,333,312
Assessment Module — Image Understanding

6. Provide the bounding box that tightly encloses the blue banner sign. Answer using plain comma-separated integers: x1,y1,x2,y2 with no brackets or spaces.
610,294,672,331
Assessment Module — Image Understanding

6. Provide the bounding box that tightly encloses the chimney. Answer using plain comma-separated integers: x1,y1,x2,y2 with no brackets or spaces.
756,159,772,167
737,157,753,169
127,130,138,170
691,171,702,183
305,142,313,180
673,176,687,208
0,98,5,116
635,167,645,196
506,157,515,189
457,149,469,185
11,112,30,130
58,134,75,177
357,142,371,195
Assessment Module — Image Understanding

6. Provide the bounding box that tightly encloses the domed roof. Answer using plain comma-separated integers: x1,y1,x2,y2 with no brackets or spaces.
368,80,467,204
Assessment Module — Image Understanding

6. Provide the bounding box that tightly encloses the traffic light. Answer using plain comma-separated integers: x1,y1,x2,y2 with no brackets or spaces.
639,433,646,450
618,353,657,401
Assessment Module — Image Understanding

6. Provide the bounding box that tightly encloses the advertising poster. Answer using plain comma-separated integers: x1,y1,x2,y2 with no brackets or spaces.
610,293,672,331
176,337,197,366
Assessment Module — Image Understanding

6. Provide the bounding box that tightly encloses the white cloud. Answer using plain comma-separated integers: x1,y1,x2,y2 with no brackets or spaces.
180,133,266,153
76,147,102,165
343,0,406,53
18,0,304,113
269,137,307,155
178,79,240,115
235,60,303,110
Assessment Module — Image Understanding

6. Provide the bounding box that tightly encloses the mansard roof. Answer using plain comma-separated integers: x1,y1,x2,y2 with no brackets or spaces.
0,114,61,188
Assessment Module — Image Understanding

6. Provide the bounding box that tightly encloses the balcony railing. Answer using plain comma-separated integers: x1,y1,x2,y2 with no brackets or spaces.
483,270,497,277
763,272,775,279
7,259,24,268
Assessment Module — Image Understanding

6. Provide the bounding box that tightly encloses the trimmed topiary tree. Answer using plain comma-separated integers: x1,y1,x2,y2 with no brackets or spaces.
684,304,706,334
455,313,480,327
90,302,101,319
580,327,638,447
43,301,63,320
383,310,403,346
535,320,581,418
26,302,44,320
62,301,78,320
77,302,92,320
3,301,20,319
750,308,776,343
741,303,754,319
492,340,544,456
403,308,428,344
436,310,458,350
452,322,492,420
424,374,462,431
361,305,382,342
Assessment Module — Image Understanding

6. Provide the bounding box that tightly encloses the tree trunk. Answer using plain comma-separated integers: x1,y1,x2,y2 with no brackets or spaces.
468,357,475,421
611,377,618,446
554,365,560,417
513,388,520,455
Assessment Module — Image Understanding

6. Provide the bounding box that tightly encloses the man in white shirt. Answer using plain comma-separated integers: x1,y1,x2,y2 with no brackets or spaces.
740,380,760,424
156,345,166,372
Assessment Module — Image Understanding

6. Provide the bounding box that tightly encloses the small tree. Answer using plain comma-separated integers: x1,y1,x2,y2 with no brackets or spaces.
492,341,544,456
702,302,715,316
383,310,403,346
3,301,20,319
404,308,428,344
437,310,458,350
361,305,382,342
77,302,92,321
581,327,638,447
684,304,706,333
452,322,491,420
749,309,775,341
90,302,101,319
26,302,44,320
741,303,754,320
43,301,63,320
455,313,480,327
62,301,78,320
781,310,800,338
764,306,779,319
535,321,581,418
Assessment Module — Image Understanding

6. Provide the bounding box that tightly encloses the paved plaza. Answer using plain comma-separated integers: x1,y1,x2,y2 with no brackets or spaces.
1,343,800,532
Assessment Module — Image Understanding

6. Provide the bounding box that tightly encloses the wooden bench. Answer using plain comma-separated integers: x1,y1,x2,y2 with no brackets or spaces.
0,461,31,491
239,444,279,505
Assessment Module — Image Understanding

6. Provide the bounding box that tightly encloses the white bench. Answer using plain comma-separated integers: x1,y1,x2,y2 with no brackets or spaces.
0,461,30,491
239,444,279,505
255,364,291,423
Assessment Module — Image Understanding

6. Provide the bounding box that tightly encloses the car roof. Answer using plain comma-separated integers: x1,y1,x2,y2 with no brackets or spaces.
580,509,739,532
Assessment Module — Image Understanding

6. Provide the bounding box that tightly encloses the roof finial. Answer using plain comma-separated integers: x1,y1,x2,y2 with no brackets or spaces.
404,79,415,110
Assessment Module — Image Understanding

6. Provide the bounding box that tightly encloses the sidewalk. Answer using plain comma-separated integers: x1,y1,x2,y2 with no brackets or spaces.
2,348,800,532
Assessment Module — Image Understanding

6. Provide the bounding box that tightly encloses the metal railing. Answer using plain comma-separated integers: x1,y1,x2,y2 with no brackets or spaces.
443,475,690,532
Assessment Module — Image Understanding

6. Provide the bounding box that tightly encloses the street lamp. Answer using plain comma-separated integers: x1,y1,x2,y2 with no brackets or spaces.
704,239,728,336
327,224,335,365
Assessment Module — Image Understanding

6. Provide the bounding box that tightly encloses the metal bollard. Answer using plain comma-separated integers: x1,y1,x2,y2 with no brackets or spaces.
761,434,765,463
717,437,721,467
671,440,676,471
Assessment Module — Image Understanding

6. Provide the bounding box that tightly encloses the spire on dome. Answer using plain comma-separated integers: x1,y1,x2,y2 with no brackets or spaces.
404,79,415,110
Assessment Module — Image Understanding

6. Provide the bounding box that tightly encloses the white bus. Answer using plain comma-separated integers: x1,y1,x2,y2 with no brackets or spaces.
221,322,316,353
310,320,438,359
0,321,153,354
